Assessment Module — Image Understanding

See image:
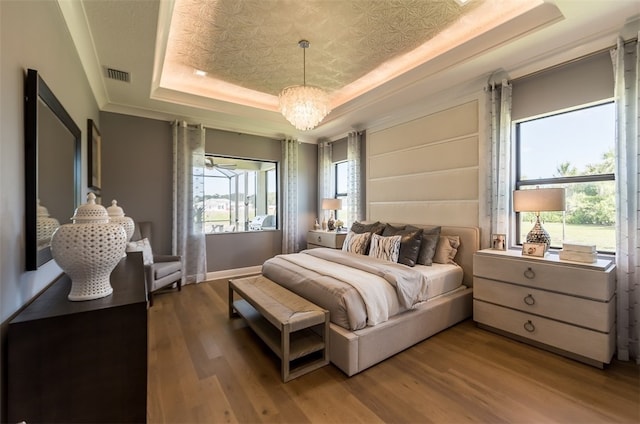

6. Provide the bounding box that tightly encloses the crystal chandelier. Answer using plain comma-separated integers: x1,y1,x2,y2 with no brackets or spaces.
278,40,331,131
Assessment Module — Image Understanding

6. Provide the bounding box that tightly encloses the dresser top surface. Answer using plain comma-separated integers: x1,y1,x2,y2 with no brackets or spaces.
11,252,147,324
475,248,614,271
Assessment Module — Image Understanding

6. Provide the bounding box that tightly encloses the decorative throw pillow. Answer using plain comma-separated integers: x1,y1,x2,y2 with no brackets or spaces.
126,238,154,265
433,235,461,265
350,221,385,235
342,231,372,255
416,226,442,266
368,233,401,263
381,225,424,267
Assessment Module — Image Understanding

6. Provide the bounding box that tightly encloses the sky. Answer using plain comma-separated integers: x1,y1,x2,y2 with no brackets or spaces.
518,102,615,180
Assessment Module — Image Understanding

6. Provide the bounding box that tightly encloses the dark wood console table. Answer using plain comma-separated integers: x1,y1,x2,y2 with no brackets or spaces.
8,252,148,423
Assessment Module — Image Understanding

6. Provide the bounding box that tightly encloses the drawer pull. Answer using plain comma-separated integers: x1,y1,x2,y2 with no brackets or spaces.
523,267,535,279
523,320,535,333
317,236,322,242
523,294,535,306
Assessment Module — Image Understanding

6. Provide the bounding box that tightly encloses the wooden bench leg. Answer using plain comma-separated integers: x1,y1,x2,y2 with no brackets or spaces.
282,324,291,382
228,281,238,319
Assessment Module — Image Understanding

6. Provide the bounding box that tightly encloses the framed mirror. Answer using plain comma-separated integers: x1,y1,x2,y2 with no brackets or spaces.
25,69,81,271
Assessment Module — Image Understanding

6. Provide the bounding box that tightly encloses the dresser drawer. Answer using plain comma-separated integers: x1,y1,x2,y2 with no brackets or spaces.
307,231,346,249
474,278,615,332
474,254,615,300
474,300,615,364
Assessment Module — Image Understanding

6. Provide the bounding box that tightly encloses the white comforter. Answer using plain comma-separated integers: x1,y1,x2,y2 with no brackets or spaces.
264,248,430,327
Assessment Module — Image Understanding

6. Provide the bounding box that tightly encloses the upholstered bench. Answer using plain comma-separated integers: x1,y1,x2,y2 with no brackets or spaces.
228,275,329,382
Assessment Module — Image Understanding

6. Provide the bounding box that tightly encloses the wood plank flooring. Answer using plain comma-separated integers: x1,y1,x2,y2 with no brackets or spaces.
148,279,640,423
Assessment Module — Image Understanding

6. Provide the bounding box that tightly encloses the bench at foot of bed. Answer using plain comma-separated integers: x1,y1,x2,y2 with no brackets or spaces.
228,275,330,382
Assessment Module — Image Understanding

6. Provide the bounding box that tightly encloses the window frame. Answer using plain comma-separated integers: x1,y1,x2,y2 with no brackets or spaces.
513,101,616,253
203,154,278,234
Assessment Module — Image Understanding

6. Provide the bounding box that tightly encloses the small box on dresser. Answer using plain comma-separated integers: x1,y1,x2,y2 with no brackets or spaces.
307,230,347,249
473,248,616,368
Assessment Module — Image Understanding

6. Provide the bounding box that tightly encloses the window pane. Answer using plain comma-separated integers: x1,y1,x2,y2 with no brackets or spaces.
517,181,615,252
518,103,615,180
203,156,277,233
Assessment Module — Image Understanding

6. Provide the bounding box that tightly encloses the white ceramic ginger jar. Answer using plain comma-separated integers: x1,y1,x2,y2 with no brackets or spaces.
106,199,135,241
51,192,127,301
36,199,60,248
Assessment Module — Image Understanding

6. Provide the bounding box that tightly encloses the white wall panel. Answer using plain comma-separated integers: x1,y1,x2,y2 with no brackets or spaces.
366,99,480,228
368,101,479,156
369,136,478,179
369,168,478,202
369,201,479,227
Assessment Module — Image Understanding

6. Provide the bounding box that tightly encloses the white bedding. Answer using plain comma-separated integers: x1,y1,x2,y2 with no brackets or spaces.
414,263,464,299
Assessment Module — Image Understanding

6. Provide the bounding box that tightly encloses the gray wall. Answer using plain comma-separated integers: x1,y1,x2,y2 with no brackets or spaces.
205,129,317,272
100,112,173,255
99,121,318,274
0,0,100,419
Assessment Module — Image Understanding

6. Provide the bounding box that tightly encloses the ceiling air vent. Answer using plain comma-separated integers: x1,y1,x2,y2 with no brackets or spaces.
106,67,130,83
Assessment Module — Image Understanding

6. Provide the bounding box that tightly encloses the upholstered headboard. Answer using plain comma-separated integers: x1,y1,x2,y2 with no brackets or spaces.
371,222,480,287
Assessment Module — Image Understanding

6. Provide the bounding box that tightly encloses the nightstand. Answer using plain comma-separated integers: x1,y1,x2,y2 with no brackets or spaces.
473,248,616,368
307,230,347,249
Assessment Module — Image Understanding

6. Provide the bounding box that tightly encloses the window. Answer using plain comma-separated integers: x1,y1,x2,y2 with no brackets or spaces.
515,102,615,252
334,161,348,223
202,156,277,233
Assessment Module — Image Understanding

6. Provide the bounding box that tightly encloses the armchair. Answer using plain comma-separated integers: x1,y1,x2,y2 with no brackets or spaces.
131,221,182,306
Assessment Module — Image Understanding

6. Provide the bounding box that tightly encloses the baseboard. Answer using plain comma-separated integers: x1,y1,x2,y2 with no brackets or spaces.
206,266,261,281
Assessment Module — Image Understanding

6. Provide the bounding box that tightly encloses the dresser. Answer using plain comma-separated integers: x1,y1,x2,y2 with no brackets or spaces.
473,249,616,368
8,252,148,423
307,230,347,249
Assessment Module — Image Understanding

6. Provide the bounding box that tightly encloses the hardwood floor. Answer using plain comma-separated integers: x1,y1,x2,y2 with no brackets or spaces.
148,279,640,423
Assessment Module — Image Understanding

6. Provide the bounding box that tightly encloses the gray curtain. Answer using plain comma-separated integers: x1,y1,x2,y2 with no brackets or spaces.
172,121,207,284
318,141,333,226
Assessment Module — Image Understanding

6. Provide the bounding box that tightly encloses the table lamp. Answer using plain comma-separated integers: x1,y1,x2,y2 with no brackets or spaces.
322,198,342,231
513,187,565,251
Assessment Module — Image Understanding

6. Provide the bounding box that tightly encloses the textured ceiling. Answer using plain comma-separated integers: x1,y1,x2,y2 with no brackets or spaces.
166,0,482,100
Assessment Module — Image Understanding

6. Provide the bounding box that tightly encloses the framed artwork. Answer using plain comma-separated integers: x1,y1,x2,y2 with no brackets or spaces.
491,233,506,250
87,119,101,192
522,242,546,257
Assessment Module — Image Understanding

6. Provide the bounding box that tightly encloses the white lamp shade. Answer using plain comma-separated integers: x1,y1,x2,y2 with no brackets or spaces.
322,198,342,210
513,188,565,212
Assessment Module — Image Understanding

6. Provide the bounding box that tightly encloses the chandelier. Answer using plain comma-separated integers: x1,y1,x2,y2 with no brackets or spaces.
278,40,331,131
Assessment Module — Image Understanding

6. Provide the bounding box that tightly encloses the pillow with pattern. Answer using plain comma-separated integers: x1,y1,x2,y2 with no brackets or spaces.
382,225,424,267
368,233,401,263
126,237,154,265
342,231,372,255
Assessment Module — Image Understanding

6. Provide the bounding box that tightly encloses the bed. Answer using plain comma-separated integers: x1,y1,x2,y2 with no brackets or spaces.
262,223,480,376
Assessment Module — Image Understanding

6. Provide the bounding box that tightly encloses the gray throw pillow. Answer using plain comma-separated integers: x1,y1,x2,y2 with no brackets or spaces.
416,226,442,266
381,224,423,267
350,221,385,235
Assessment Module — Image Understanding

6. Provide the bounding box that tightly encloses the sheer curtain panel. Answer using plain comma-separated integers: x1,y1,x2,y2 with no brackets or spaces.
611,35,639,363
318,141,333,222
347,131,364,225
487,79,513,244
282,138,299,254
172,121,207,284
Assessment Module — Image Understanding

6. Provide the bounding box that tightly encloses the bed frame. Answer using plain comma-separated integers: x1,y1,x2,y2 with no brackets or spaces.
326,224,480,376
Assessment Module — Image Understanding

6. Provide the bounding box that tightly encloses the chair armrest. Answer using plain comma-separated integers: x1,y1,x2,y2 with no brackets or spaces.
153,254,182,263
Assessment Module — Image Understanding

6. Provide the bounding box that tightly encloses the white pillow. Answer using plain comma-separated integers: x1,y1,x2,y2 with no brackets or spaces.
368,233,401,263
126,238,154,265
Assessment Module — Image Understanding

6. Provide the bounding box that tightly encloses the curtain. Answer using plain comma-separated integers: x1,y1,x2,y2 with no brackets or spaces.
282,138,299,254
487,79,513,244
611,36,639,363
347,131,364,225
172,121,207,284
318,140,333,224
